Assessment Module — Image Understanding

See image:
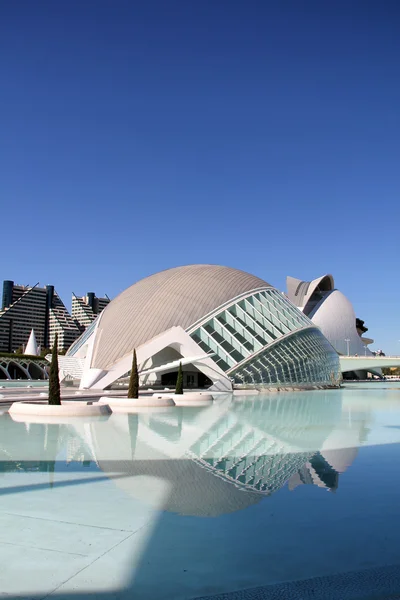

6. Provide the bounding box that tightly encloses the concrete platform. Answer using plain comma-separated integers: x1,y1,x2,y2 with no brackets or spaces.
154,392,214,406
8,400,112,423
99,396,175,409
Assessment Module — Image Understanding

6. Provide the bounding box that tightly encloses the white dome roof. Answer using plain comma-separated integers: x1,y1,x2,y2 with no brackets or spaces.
91,265,271,369
310,290,369,356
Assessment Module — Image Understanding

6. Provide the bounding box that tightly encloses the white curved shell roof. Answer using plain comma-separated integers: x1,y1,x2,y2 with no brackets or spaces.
91,265,271,369
287,274,334,309
311,290,370,356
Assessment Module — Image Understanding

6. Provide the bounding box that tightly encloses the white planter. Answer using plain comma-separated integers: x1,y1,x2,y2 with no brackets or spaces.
109,405,174,414
8,400,111,423
153,392,213,406
99,396,175,408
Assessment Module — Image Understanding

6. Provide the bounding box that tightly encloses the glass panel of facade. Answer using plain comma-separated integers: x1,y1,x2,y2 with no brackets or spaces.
188,397,336,495
67,318,98,357
229,328,341,387
188,287,340,387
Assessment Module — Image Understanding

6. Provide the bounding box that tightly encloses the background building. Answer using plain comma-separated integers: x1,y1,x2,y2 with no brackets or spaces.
0,281,81,352
286,274,380,379
286,274,374,357
65,264,341,390
72,292,110,332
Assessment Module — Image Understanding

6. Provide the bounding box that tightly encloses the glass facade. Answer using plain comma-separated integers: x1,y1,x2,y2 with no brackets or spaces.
190,410,313,495
189,289,340,387
189,394,341,495
67,317,98,357
230,328,340,386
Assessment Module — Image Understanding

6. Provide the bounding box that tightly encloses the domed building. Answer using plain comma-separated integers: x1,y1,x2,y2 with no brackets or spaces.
286,274,374,357
66,265,340,391
286,273,378,378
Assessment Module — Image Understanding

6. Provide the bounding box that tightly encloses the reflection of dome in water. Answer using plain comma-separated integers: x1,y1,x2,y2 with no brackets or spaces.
98,441,263,517
85,394,351,516
321,447,358,474
231,393,342,450
88,412,263,516
320,426,360,474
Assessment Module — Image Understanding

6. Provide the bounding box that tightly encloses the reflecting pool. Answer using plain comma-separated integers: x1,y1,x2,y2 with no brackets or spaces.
1,383,400,599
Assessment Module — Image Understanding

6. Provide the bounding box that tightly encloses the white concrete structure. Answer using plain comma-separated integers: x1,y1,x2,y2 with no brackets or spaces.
154,392,214,406
99,396,175,408
286,274,400,377
0,355,48,380
8,400,111,421
287,274,374,357
56,355,85,382
24,329,39,356
64,265,341,391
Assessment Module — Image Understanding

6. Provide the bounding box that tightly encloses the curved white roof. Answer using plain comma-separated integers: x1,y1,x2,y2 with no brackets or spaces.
286,274,374,358
91,265,271,369
311,290,372,356
287,274,334,309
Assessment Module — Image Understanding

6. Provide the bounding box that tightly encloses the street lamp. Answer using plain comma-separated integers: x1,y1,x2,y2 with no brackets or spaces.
345,338,350,356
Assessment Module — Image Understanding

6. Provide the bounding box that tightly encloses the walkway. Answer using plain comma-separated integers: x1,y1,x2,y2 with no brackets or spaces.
340,355,400,373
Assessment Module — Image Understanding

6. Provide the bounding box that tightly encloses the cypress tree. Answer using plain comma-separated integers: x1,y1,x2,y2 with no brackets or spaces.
128,349,139,399
48,334,61,405
175,362,184,395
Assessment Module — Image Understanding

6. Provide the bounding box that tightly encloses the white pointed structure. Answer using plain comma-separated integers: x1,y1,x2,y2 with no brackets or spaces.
24,329,39,356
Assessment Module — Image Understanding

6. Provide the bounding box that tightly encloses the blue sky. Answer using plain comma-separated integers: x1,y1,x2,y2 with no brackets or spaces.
1,1,399,352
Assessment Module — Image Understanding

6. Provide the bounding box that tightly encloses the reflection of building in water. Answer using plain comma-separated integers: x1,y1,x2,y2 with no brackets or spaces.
287,402,362,492
0,417,93,479
288,454,339,491
66,435,92,466
189,412,314,496
80,393,365,516
0,393,370,513
188,394,344,495
0,418,62,483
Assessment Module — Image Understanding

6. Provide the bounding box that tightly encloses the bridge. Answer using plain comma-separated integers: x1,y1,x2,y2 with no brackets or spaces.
0,355,48,380
339,355,400,373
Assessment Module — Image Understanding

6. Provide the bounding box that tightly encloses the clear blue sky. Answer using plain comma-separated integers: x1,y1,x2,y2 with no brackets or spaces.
1,1,399,352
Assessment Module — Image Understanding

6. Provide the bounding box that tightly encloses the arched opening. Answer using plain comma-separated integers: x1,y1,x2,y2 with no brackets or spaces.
0,365,9,379
317,275,334,292
8,361,30,380
28,362,46,380
160,369,212,389
304,276,335,316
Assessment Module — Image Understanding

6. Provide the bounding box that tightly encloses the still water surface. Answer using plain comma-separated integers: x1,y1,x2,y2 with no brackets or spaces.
1,383,400,599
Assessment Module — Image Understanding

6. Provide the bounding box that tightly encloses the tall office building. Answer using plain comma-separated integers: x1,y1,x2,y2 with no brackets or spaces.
0,281,81,352
71,292,110,332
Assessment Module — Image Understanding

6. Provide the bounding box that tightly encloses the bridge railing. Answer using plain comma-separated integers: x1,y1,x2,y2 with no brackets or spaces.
343,355,400,359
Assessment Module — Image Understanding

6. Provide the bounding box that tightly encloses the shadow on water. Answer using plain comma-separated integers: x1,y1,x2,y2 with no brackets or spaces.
2,391,400,599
